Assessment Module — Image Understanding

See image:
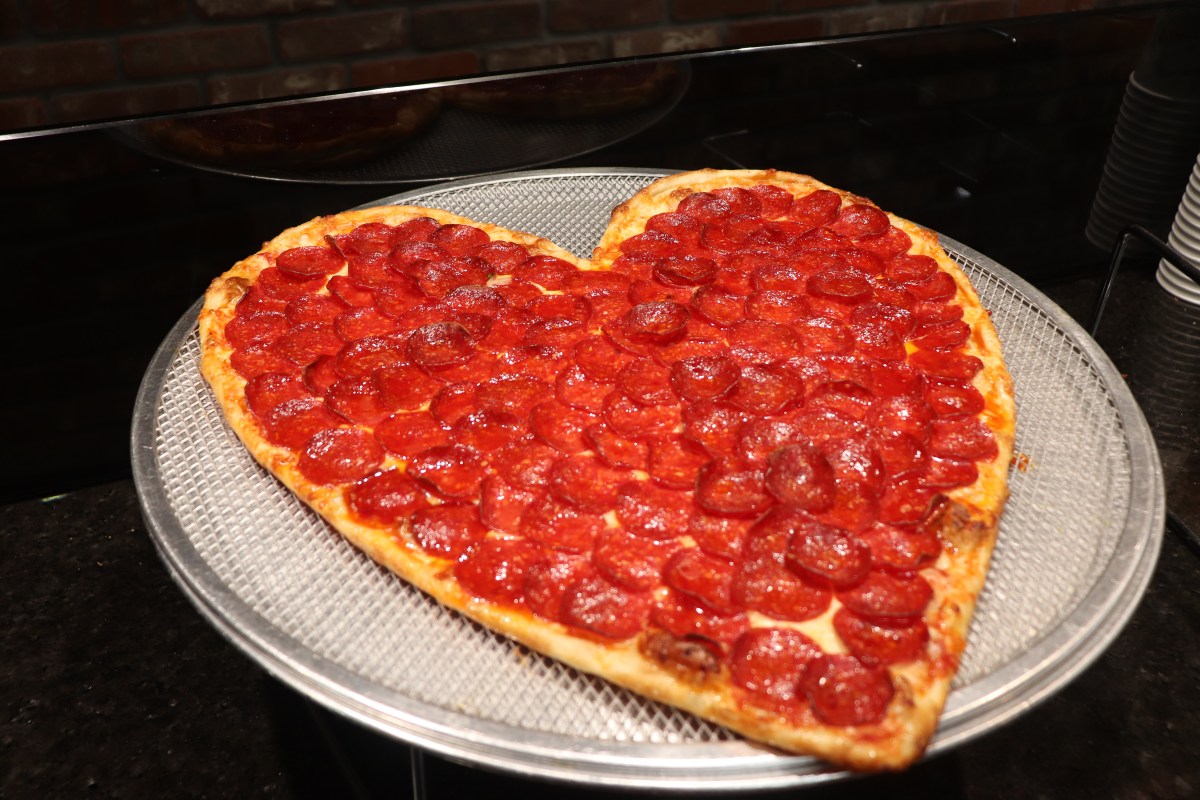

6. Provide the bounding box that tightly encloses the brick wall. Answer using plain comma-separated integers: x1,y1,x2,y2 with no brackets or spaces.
0,0,1151,132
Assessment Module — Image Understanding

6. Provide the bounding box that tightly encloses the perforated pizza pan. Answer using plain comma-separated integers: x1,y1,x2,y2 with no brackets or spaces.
132,168,1164,790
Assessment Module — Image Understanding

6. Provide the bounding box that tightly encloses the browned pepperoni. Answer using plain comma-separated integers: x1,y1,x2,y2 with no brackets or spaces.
555,364,611,412
735,417,805,466
327,275,376,307
545,456,621,513
663,548,739,614
748,184,794,218
794,315,852,356
907,270,958,302
872,429,928,477
924,380,985,417
838,570,933,618
763,444,837,511
521,494,605,552
731,552,832,622
834,608,929,666
651,590,750,644
929,416,998,461
744,289,811,325
345,468,429,526
827,203,890,238
429,382,478,425
226,311,290,350
513,255,575,290
923,455,979,488
859,521,942,572
298,428,384,485
645,211,704,245
868,395,934,441
325,375,391,426
691,285,746,327
410,504,489,559
407,443,484,500
800,653,894,726
617,358,676,406
885,254,938,284
431,223,490,257
331,335,407,379
851,302,916,339
414,256,489,298
688,514,750,561
602,391,682,439
585,423,649,470
388,241,446,276
260,397,340,449
878,473,938,524
694,457,771,516
285,292,347,325
524,554,591,622
728,365,795,415
256,267,327,300
478,475,540,533
786,189,841,230
276,245,344,278
822,435,885,492
912,319,971,352
908,349,984,382
406,322,474,369
620,230,681,259
561,574,652,641
807,266,872,304
394,216,440,244
727,320,799,366
818,478,881,534
678,400,743,458
231,343,297,380
730,627,820,712
785,519,871,588
677,191,734,223
451,408,524,453
666,354,738,402
346,253,396,288
529,399,597,454
477,240,530,274
572,336,632,383
647,435,710,490
593,529,681,590
273,322,345,367
455,537,544,606
655,254,718,287
493,438,559,489
375,363,442,411
440,284,505,317
850,322,907,361
855,226,912,259
612,301,690,346
245,372,311,418
749,262,806,294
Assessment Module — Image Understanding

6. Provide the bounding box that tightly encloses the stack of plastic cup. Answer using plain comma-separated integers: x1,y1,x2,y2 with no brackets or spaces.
1157,153,1200,304
1087,72,1200,253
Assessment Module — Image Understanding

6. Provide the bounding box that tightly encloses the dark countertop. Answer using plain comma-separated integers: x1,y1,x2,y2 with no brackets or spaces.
5,5,1200,798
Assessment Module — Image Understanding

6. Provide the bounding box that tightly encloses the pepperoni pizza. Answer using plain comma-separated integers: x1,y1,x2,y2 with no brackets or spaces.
198,169,1014,771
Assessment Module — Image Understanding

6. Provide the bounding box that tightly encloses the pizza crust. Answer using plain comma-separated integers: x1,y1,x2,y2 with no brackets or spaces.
198,171,1014,773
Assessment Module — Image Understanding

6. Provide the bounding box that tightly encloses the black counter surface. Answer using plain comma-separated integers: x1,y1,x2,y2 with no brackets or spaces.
5,5,1200,798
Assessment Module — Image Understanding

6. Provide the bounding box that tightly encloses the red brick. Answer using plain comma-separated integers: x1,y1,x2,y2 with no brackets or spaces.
196,0,338,19
778,0,868,10
352,51,481,87
29,0,187,33
50,82,204,123
727,16,824,47
549,0,664,33
1014,0,1095,14
484,39,607,71
279,10,408,60
0,41,118,92
825,4,927,36
0,97,48,132
673,0,771,22
924,0,1016,26
612,25,721,58
209,65,348,103
413,1,541,49
121,26,273,78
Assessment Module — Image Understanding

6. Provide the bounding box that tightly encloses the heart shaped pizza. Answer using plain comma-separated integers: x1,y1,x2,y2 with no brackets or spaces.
199,169,1014,771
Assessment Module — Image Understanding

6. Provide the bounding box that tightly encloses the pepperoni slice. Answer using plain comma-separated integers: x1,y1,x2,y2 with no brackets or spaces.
620,230,681,259
614,301,690,344
869,394,934,441
655,254,719,287
743,289,810,325
730,628,820,712
688,514,750,561
912,319,971,351
555,363,612,412
647,435,710,490
617,358,675,406
428,382,478,425
451,408,524,453
694,457,771,516
492,439,558,490
728,365,795,415
585,423,649,470
663,548,739,615
727,320,799,366
907,270,958,302
524,293,592,325
345,469,429,526
255,267,326,300
838,570,933,618
455,537,544,606
859,521,942,572
929,415,998,461
410,504,489,559
413,255,489,298
866,361,925,399
669,354,740,401
524,554,591,622
327,275,376,307
731,552,832,622
269,322,343,367
244,372,311,418
285,292,347,325
346,253,396,288
651,590,750,645
827,203,890,238
406,322,474,368
794,316,851,355
406,444,485,500
878,473,938,524
855,226,912,259
325,376,391,426
602,391,682,439
231,343,297,380
924,380,986,417
477,240,530,274
678,191,734,223
800,653,894,726
593,529,680,591
573,336,632,383
561,575,652,641
547,455,624,513
690,285,746,327
734,417,804,466
529,399,596,454
393,216,439,244
225,311,289,350
473,374,547,417
923,455,979,488
375,363,442,411
748,184,793,218
431,223,490,256
513,255,575,290
645,211,704,245
374,412,450,457
807,267,872,304
520,494,606,552
259,396,341,449
851,302,916,339
785,519,871,588
333,334,407,379
850,322,907,361
276,245,344,278
564,269,631,297
908,349,984,382
298,428,384,486
371,279,428,322
763,444,837,512
614,480,690,539
833,608,929,666
478,475,539,533
682,400,746,458
786,189,841,230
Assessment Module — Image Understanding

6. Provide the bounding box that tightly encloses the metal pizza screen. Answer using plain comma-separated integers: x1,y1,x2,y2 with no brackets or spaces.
153,172,1134,752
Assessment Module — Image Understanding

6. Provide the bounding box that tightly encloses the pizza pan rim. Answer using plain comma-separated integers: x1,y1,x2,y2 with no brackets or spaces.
133,167,1165,790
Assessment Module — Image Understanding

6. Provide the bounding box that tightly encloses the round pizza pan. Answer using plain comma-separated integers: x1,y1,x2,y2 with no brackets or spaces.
132,167,1164,790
